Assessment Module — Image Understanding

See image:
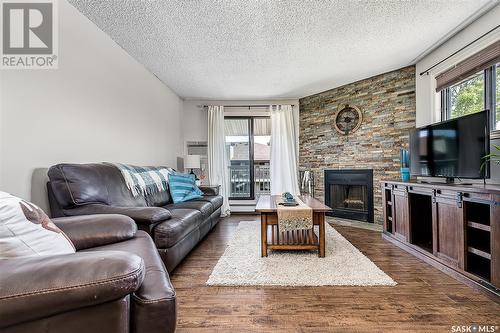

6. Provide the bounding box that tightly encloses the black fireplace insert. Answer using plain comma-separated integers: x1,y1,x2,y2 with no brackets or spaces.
324,169,374,223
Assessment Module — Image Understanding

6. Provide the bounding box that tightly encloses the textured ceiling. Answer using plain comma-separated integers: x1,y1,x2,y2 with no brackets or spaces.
69,0,493,99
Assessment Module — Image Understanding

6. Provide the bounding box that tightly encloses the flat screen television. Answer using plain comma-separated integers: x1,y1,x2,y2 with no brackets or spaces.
409,110,490,180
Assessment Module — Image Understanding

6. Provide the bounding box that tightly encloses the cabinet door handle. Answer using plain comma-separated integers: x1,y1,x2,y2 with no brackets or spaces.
456,192,463,208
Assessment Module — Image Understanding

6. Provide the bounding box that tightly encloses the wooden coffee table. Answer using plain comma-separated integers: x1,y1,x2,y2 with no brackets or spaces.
255,195,332,257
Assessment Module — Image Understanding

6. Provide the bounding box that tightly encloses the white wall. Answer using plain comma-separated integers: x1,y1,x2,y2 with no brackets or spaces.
181,99,300,152
0,0,183,210
415,4,500,127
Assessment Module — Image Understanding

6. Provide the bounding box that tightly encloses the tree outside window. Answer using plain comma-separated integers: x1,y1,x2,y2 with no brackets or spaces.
441,64,499,131
449,72,484,119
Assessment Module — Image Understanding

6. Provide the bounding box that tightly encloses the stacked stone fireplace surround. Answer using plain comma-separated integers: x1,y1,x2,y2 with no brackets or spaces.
299,66,416,224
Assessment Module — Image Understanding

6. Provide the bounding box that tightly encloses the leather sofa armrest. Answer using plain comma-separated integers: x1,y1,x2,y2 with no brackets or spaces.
67,204,171,226
52,214,138,250
0,251,144,329
199,185,220,196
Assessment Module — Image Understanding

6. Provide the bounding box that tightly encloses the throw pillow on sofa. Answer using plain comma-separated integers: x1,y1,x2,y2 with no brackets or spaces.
168,172,203,203
0,191,75,258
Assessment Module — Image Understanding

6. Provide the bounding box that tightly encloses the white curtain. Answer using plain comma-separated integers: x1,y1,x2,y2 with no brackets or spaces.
208,106,231,216
270,105,300,195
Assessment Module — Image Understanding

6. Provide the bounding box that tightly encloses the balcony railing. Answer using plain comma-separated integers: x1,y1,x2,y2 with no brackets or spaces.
229,164,270,198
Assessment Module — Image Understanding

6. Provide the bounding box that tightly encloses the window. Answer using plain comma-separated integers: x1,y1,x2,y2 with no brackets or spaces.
225,118,251,199
253,118,271,196
437,40,499,131
444,71,485,119
496,63,500,130
441,64,498,130
225,117,271,199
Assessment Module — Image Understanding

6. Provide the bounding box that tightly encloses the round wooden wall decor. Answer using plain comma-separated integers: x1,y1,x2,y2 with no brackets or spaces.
333,104,362,135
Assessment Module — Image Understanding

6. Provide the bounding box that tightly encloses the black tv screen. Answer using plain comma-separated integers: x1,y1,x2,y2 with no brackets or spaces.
409,110,490,179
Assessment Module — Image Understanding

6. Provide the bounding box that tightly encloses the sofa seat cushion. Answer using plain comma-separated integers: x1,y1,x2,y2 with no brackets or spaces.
196,195,223,210
163,201,213,220
83,231,176,333
154,209,202,248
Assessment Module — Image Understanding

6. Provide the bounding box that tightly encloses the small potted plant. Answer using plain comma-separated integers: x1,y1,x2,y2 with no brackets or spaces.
482,144,500,170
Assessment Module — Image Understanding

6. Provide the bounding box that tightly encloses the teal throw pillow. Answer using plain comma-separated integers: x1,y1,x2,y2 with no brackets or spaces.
168,173,203,203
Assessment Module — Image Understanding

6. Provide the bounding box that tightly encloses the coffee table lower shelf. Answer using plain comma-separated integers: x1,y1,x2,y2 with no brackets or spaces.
260,212,326,257
266,226,320,252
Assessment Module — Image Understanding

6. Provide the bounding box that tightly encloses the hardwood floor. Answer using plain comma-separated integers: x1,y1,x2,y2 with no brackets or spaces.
170,214,499,332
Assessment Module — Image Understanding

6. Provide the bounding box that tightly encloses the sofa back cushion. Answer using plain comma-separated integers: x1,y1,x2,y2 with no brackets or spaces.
0,192,75,258
145,189,172,207
48,163,147,209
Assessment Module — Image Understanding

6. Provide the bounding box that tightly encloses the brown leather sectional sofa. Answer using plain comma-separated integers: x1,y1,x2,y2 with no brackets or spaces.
0,163,223,332
2,162,223,332
47,163,223,272
0,214,176,333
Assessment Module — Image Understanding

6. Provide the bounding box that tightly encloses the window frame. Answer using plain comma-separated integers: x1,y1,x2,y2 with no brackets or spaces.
440,64,498,134
225,115,270,200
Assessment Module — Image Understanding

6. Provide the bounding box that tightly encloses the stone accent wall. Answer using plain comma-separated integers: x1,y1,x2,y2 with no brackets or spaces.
299,66,416,224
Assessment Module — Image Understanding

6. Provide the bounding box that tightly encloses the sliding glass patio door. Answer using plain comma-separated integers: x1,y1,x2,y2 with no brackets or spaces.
225,118,252,199
225,117,271,200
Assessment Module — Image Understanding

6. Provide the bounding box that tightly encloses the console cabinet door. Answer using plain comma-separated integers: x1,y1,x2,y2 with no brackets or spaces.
432,192,464,269
392,188,409,242
492,194,499,287
382,184,390,233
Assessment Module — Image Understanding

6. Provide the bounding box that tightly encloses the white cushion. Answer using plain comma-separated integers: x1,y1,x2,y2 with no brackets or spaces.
0,191,75,258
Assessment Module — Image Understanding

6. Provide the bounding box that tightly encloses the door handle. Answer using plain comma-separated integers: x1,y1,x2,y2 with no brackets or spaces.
456,192,463,208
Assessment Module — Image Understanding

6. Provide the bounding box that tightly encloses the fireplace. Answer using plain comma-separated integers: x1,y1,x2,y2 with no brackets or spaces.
324,169,374,223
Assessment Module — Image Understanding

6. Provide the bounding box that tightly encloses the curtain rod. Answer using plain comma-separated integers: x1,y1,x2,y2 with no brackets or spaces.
419,24,500,76
199,104,295,108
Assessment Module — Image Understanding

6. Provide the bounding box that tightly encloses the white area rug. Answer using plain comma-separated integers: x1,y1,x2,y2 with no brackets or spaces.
207,221,396,286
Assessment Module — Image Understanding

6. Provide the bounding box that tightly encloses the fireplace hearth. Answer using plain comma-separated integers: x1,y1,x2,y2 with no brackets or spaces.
324,169,374,223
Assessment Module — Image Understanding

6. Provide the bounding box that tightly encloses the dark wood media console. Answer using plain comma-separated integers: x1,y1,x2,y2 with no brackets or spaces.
381,180,499,300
